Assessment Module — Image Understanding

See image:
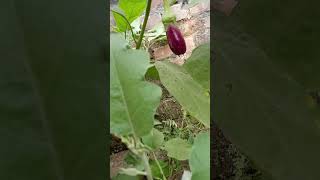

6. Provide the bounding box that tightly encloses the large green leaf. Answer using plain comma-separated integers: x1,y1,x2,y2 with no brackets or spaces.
163,138,192,160
184,43,210,91
149,160,170,179
0,0,106,179
113,0,146,32
142,128,164,150
155,61,210,127
110,33,162,137
112,8,131,32
189,132,210,180
214,13,320,180
119,0,146,23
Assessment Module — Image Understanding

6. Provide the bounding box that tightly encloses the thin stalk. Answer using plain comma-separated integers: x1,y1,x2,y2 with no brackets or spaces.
152,152,167,180
163,0,170,12
111,10,137,45
141,152,153,180
136,0,152,49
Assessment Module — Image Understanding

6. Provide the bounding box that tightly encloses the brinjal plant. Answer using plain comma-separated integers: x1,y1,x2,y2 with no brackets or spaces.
111,0,210,179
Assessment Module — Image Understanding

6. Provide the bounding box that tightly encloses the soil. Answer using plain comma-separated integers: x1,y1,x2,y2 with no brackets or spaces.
110,135,127,154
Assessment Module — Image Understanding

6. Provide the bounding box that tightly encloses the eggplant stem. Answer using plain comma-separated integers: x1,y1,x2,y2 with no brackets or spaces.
136,0,152,49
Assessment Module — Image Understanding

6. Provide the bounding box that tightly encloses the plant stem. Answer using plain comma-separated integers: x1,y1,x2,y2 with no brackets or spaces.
153,152,167,180
111,10,138,45
136,0,152,49
141,152,153,180
161,0,176,28
163,0,170,12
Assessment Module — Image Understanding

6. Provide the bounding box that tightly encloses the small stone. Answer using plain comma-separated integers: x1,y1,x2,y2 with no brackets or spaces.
153,45,174,60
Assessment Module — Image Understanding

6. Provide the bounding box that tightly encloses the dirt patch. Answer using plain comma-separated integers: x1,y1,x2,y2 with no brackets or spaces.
110,135,127,154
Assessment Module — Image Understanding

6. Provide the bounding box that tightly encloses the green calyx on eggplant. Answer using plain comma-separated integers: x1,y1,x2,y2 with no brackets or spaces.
166,24,186,55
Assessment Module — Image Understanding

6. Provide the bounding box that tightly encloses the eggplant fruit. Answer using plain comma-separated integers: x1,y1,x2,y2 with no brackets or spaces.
166,24,186,55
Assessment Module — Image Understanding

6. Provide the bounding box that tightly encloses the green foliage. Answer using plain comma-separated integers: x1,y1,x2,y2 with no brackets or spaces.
189,132,210,180
1,0,106,179
150,160,170,179
112,8,130,32
164,138,192,160
113,0,147,32
142,128,164,150
110,0,211,179
124,152,144,170
214,13,320,180
119,0,146,23
145,65,160,80
110,33,162,137
155,59,210,127
184,43,210,91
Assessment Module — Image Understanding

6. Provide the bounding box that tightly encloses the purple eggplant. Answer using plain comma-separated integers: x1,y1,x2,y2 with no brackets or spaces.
166,24,186,55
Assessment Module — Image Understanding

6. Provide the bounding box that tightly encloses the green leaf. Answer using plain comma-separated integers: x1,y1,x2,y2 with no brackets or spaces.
0,0,106,179
164,138,192,160
184,43,210,91
112,0,146,32
189,132,210,180
119,0,146,23
112,8,132,32
142,128,164,149
145,65,160,80
150,160,170,179
124,152,144,171
110,33,162,137
155,61,210,127
214,13,320,180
